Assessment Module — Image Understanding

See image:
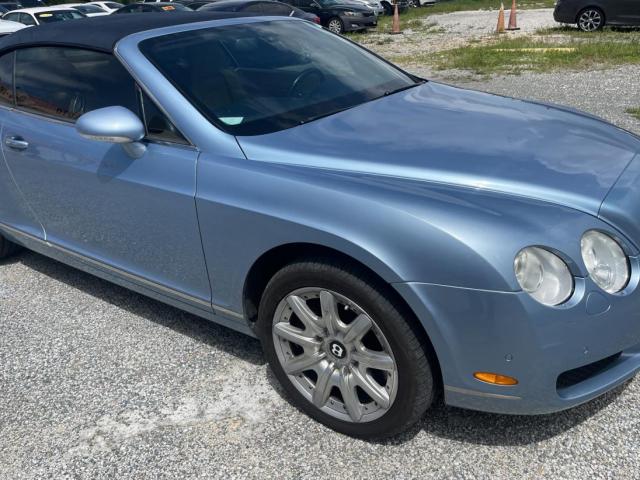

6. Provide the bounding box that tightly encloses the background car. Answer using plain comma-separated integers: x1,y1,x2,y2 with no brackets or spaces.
284,0,376,33
58,3,110,16
198,0,320,23
379,0,408,15
0,2,22,11
554,0,640,31
86,1,124,12
348,0,384,16
2,7,85,25
114,2,189,12
0,17,24,35
14,0,45,6
180,0,216,8
408,0,436,7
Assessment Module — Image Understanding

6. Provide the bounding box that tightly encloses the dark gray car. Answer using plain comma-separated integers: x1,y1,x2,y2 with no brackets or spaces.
554,0,640,31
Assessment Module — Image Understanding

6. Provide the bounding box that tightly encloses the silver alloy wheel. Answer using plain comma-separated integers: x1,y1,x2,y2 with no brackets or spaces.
272,288,398,423
578,9,602,31
327,18,343,34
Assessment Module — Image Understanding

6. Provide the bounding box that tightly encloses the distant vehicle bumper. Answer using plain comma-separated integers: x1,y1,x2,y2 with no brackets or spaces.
342,13,377,31
395,280,640,415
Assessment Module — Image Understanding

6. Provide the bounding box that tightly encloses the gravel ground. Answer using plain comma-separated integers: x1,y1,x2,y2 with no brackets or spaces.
357,9,558,60
2,252,640,479
2,8,640,479
418,65,640,135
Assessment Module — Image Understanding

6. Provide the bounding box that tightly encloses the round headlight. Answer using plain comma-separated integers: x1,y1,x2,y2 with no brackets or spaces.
514,247,574,306
580,230,629,293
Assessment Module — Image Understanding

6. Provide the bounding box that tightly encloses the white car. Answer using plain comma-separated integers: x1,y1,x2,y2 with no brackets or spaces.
410,0,436,6
0,19,25,36
3,7,86,26
55,3,111,16
86,1,125,13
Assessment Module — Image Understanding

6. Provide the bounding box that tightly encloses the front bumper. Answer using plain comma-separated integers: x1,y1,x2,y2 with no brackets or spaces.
553,3,576,23
395,278,640,415
342,14,378,31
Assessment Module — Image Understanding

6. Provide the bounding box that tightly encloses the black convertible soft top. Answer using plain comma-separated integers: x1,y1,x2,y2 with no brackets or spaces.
0,12,249,54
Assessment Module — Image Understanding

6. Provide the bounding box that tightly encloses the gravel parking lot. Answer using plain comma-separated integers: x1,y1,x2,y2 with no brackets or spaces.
2,8,640,480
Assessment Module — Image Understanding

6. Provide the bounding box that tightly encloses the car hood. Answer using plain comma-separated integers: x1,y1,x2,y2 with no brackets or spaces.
238,82,640,214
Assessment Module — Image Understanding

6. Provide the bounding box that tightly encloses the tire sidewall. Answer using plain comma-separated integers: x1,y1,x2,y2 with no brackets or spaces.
258,263,433,438
577,8,604,31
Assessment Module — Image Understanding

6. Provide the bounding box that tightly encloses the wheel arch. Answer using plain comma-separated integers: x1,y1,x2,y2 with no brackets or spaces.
242,241,443,390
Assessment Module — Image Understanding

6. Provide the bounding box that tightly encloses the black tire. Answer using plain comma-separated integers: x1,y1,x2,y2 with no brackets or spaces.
326,16,344,34
381,1,392,15
0,234,20,259
409,0,421,7
577,7,604,31
257,258,435,439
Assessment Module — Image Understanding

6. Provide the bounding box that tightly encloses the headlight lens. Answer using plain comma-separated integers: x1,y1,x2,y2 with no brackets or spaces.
514,247,573,306
581,230,629,293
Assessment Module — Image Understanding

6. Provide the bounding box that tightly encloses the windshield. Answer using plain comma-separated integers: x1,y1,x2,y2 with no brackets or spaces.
106,2,123,7
36,10,85,22
139,20,417,136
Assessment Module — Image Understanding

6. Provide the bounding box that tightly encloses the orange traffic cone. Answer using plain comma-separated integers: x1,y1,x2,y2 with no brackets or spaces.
391,1,402,34
496,2,505,33
507,0,520,30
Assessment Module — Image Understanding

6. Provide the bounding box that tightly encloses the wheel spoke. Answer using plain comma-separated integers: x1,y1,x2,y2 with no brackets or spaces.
273,322,321,350
342,313,372,344
284,351,326,375
312,362,336,407
287,295,325,336
320,290,341,336
352,348,395,371
339,369,363,422
351,367,391,409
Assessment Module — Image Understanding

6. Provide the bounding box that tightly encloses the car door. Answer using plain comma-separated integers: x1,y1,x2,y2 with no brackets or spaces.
620,0,640,23
0,51,44,238
1,46,212,307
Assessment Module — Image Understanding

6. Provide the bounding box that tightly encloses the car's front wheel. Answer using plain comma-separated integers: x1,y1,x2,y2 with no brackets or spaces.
577,7,604,31
258,259,435,439
326,17,344,34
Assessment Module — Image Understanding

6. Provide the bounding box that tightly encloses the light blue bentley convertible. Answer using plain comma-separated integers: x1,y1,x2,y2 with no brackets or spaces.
0,12,639,439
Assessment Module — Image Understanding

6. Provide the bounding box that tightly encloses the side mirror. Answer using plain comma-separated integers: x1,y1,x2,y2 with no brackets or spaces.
76,106,146,159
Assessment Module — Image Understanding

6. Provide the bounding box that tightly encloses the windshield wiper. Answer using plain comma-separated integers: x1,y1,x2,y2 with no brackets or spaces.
383,80,425,97
298,106,353,126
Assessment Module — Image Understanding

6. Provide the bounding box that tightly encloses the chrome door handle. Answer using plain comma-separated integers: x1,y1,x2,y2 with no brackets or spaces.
5,136,29,150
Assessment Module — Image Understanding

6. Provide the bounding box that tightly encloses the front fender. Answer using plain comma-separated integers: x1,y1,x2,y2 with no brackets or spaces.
195,153,606,313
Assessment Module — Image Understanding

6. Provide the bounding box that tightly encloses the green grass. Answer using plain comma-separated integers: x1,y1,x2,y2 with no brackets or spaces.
406,36,640,75
536,26,640,37
627,108,640,120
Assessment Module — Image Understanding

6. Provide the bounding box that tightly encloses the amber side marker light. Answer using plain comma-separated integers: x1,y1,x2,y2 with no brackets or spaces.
474,372,518,386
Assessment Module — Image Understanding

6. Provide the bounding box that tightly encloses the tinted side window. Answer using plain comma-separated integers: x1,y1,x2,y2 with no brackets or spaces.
15,47,138,121
141,91,188,145
3,12,19,22
0,52,13,107
20,13,36,25
262,2,293,14
242,3,264,12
